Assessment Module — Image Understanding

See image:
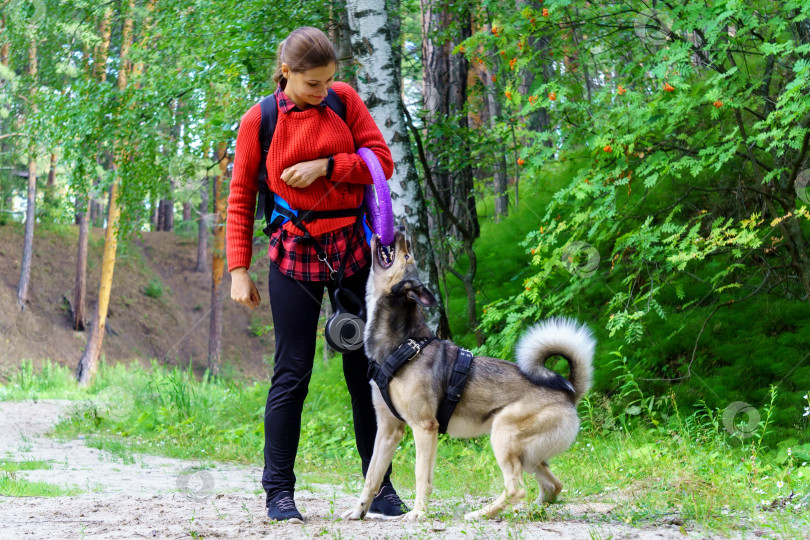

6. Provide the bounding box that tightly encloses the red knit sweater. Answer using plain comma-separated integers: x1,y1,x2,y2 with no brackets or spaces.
226,81,394,272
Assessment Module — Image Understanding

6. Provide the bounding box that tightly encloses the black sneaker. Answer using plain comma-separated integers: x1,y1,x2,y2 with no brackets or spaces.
266,491,304,524
367,485,409,518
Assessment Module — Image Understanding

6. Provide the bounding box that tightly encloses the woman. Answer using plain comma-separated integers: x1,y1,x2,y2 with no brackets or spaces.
226,27,407,523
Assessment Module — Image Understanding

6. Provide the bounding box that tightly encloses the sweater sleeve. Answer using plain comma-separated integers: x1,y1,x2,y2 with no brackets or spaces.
225,103,262,272
330,82,395,185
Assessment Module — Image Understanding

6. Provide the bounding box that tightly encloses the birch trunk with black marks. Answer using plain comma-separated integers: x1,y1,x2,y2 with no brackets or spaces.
346,0,450,337
17,35,38,311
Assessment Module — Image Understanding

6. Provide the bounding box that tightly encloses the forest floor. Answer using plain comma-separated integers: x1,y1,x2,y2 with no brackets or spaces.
0,400,709,540
0,223,275,382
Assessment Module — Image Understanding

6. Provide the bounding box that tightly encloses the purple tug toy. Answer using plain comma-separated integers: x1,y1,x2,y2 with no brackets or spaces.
357,147,394,246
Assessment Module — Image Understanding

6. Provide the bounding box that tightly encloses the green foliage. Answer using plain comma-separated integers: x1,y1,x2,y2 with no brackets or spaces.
143,278,165,299
0,0,336,242
440,0,810,424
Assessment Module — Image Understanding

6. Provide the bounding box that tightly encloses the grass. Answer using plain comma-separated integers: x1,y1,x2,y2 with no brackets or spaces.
0,460,52,472
2,355,809,533
0,460,72,497
143,278,166,299
0,471,82,497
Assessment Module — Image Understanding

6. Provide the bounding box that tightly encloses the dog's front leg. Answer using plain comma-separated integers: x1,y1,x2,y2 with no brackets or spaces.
400,421,439,522
342,389,405,520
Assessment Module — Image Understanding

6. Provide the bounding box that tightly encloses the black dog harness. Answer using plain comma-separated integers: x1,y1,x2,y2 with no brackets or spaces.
367,337,474,434
436,347,474,434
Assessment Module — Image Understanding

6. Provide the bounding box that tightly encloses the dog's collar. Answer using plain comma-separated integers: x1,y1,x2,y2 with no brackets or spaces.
368,337,436,421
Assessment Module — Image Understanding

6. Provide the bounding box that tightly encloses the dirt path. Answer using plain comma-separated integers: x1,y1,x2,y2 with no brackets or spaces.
0,400,709,539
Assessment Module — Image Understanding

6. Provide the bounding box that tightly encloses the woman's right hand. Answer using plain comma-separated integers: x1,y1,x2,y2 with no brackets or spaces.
230,267,261,309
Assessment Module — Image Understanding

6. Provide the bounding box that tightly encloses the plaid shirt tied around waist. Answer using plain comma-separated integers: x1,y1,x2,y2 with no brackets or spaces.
268,222,371,282
267,85,370,282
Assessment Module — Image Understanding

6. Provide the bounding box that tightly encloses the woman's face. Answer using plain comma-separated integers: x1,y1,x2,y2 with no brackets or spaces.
281,62,337,108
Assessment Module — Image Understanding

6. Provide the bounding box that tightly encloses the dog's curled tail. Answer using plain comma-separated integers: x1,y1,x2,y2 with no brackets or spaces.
515,317,595,402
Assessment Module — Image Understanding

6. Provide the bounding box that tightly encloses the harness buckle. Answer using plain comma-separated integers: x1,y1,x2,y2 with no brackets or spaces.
406,339,421,358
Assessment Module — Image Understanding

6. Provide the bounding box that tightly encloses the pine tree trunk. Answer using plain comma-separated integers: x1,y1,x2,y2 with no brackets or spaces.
182,201,191,221
76,6,110,363
208,144,228,376
156,200,165,231
196,176,209,273
0,12,10,219
151,197,158,230
421,0,479,336
160,196,173,231
17,36,38,310
165,194,174,230
421,0,453,240
76,2,134,386
346,0,451,337
517,0,553,137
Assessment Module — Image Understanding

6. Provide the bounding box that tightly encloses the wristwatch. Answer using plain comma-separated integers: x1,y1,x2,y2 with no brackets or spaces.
325,156,335,180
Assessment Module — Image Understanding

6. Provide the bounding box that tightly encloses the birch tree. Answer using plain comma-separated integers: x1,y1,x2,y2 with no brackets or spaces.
16,30,37,310
346,0,450,336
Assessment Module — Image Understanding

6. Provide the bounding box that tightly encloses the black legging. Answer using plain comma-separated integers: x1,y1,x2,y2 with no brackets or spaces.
262,261,392,504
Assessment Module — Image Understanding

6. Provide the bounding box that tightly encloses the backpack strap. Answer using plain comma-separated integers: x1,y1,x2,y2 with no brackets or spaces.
323,88,347,122
254,87,347,221
256,94,278,221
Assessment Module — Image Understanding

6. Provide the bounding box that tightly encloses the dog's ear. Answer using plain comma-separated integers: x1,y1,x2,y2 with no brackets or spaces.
391,280,437,307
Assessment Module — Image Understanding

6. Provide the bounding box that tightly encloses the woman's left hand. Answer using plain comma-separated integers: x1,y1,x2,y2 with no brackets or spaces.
280,158,328,189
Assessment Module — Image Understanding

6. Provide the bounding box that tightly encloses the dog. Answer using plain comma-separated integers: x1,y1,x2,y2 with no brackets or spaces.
341,229,596,521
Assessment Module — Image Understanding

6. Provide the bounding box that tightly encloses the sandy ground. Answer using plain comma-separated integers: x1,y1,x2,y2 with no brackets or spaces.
0,400,712,539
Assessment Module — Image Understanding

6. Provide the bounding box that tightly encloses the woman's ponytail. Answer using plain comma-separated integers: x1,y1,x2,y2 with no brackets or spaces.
272,39,287,89
271,27,338,89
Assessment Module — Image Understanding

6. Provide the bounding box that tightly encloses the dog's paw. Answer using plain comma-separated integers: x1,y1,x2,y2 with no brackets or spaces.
399,509,426,522
463,509,486,521
341,506,366,520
